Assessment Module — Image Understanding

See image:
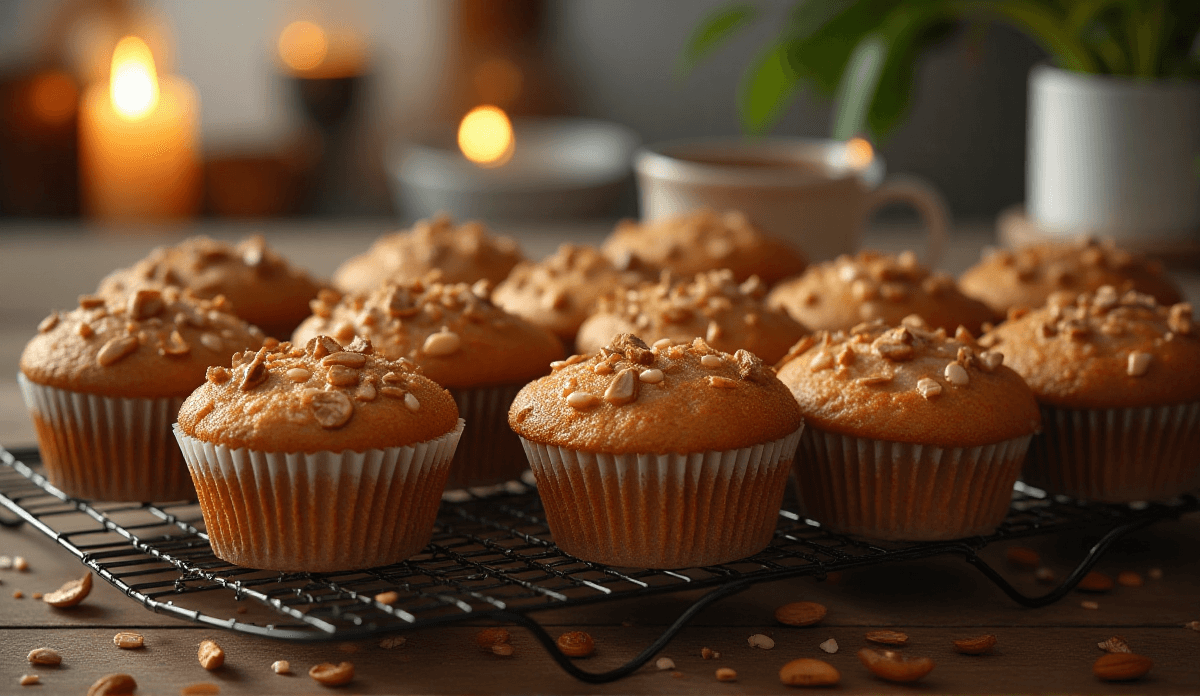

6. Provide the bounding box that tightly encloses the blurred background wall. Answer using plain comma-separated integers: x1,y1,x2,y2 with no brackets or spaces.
0,0,1046,220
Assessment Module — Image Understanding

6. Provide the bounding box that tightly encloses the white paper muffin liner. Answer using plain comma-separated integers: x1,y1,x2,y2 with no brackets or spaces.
18,373,192,501
174,419,464,572
794,426,1033,541
1023,402,1200,503
519,427,803,569
446,383,528,489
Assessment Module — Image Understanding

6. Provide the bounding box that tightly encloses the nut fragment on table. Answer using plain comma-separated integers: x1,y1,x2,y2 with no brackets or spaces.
1116,571,1143,587
113,632,144,649
1034,567,1057,584
475,628,510,650
1081,600,1100,610
86,673,137,696
556,631,595,658
779,658,840,687
1098,636,1131,653
700,647,720,660
774,601,827,626
857,648,935,683
19,674,39,686
27,647,62,665
953,634,997,655
865,630,908,646
1077,572,1114,593
747,633,775,649
655,657,675,670
197,640,225,670
1093,653,1152,681
14,556,29,571
180,684,221,695
819,638,839,654
1187,621,1200,632
43,572,93,608
491,643,514,657
379,636,406,649
309,662,355,687
714,667,737,682
271,660,290,674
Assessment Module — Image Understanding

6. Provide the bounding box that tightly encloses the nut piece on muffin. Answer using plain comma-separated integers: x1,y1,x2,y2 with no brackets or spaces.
576,269,807,364
959,238,1183,315
294,278,563,487
601,209,807,285
98,234,325,340
493,243,654,344
775,317,1040,540
768,250,996,334
509,333,804,568
332,214,524,293
20,288,264,501
983,287,1199,502
175,335,463,571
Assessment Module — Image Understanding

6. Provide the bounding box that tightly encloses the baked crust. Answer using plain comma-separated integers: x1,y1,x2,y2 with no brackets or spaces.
767,250,996,334
601,209,807,285
775,318,1040,448
982,287,1199,409
177,335,459,452
20,288,264,398
98,234,324,339
959,238,1182,315
493,243,653,341
509,333,802,454
333,214,523,293
575,269,807,364
293,278,563,388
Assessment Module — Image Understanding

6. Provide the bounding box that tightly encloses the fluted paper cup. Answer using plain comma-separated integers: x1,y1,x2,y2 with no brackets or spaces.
519,427,803,569
174,419,464,572
446,384,527,489
18,373,192,501
795,426,1032,541
1023,402,1200,503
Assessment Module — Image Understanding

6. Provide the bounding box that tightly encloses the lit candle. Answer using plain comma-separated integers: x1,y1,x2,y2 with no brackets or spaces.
79,35,200,222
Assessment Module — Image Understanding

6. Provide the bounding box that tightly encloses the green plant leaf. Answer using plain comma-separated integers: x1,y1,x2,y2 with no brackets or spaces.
738,41,801,134
786,0,857,40
677,3,759,79
784,0,900,94
1131,0,1165,76
953,0,1101,72
832,34,888,139
868,15,957,137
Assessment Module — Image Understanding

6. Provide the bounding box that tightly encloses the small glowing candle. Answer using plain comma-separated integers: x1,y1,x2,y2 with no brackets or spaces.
79,35,200,222
457,105,514,168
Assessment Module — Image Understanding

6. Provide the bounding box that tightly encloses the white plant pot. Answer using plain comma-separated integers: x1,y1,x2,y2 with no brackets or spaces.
1027,65,1200,241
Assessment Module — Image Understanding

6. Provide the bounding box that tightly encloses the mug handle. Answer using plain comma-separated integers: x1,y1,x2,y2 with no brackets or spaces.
863,174,950,267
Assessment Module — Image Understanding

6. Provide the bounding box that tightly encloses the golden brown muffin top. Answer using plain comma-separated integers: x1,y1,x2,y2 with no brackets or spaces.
332,214,524,293
959,238,1183,315
509,333,803,455
775,317,1040,448
575,269,808,365
293,278,563,389
767,250,997,334
97,234,325,339
177,335,459,453
601,209,807,285
492,243,654,342
20,288,264,399
982,287,1199,409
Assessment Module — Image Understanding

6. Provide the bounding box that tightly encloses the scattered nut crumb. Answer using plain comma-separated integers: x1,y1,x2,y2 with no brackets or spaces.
1185,621,1200,632
86,673,136,695
271,660,290,674
1117,571,1143,587
14,557,29,571
491,643,514,657
113,632,144,649
671,671,684,679
27,647,61,665
773,601,827,626
747,633,775,649
655,657,675,670
1093,652,1152,682
0,555,11,569
31,593,42,600
1147,568,1163,580
197,640,225,670
308,662,354,687
715,667,737,682
19,674,38,686
1098,636,1132,653
700,647,720,660
953,634,997,655
476,628,510,651
179,683,221,696
865,630,909,646
819,638,839,654
779,658,841,687
556,631,595,658
43,572,92,608
13,590,24,599
1035,567,1057,584
1081,600,1100,610
379,636,406,649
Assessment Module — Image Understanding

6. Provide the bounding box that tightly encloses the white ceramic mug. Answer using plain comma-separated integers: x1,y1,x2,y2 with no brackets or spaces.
635,137,949,265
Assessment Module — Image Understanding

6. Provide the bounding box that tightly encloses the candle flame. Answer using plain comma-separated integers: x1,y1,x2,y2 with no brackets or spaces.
846,137,874,169
279,20,329,72
110,36,159,121
458,105,514,167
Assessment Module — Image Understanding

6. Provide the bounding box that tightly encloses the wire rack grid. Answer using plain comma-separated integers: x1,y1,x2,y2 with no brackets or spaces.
1,445,1196,683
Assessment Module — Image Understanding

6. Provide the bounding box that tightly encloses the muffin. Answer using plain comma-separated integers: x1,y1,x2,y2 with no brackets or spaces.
509,333,804,568
983,287,1200,502
332,214,524,294
959,238,1183,315
294,279,563,487
174,335,463,572
768,250,996,334
775,318,1041,540
98,234,325,339
576,269,807,364
492,243,653,345
19,288,264,501
601,209,807,285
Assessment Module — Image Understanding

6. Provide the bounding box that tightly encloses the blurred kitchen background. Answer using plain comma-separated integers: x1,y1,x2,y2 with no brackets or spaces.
0,0,1044,223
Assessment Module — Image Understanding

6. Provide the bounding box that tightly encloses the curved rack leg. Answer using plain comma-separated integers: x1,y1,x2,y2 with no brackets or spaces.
490,576,759,684
959,514,1165,608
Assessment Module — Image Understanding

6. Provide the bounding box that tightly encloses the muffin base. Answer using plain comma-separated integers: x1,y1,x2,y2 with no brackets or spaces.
1023,402,1200,503
19,374,192,501
520,428,803,569
446,384,527,489
795,426,1032,541
174,419,464,572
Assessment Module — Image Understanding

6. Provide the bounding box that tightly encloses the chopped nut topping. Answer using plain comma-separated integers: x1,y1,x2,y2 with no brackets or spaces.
810,352,834,371
639,368,664,384
78,294,105,309
857,374,893,386
199,332,223,352
325,364,360,387
1126,351,1151,377
979,351,1003,371
78,322,94,338
593,362,613,375
551,354,588,370
96,335,139,366
308,390,353,429
423,329,462,356
1168,303,1193,335
404,393,421,411
126,289,164,320
700,354,722,368
916,378,942,399
38,313,58,333
604,367,640,406
708,376,737,388
566,391,600,409
286,367,311,383
239,347,269,391
323,351,368,368
944,362,969,386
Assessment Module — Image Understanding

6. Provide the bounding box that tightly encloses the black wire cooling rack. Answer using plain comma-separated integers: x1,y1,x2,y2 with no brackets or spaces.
1,444,1196,684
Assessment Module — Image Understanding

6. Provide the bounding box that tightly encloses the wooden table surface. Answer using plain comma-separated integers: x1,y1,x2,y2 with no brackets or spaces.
1,220,1198,695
